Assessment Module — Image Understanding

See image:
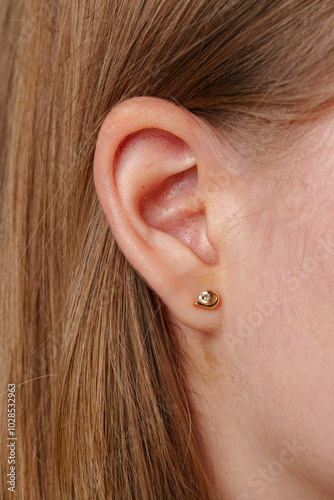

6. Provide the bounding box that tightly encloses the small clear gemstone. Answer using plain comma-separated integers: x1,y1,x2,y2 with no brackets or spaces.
199,291,210,303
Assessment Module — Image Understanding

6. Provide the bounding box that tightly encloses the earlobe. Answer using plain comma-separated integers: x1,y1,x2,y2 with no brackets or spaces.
93,97,224,332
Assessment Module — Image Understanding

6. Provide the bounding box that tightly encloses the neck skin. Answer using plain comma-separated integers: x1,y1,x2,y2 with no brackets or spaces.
176,325,333,500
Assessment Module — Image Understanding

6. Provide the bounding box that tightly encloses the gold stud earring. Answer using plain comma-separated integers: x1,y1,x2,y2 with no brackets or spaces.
193,290,220,309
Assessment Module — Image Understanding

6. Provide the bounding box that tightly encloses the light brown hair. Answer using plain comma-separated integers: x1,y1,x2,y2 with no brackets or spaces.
1,1,334,498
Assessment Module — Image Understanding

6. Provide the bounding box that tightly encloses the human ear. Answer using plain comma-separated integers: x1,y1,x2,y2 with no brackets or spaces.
93,97,229,333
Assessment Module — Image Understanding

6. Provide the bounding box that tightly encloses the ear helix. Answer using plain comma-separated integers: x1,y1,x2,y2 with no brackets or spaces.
193,290,220,310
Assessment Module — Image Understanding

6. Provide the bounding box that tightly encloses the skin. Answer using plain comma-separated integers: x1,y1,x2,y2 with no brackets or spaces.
93,97,334,499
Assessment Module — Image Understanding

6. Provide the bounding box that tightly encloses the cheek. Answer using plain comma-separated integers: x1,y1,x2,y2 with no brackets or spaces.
225,247,334,487
224,173,334,480
247,301,334,482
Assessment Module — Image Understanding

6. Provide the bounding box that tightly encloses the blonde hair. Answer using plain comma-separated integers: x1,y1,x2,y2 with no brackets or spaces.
1,1,334,498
